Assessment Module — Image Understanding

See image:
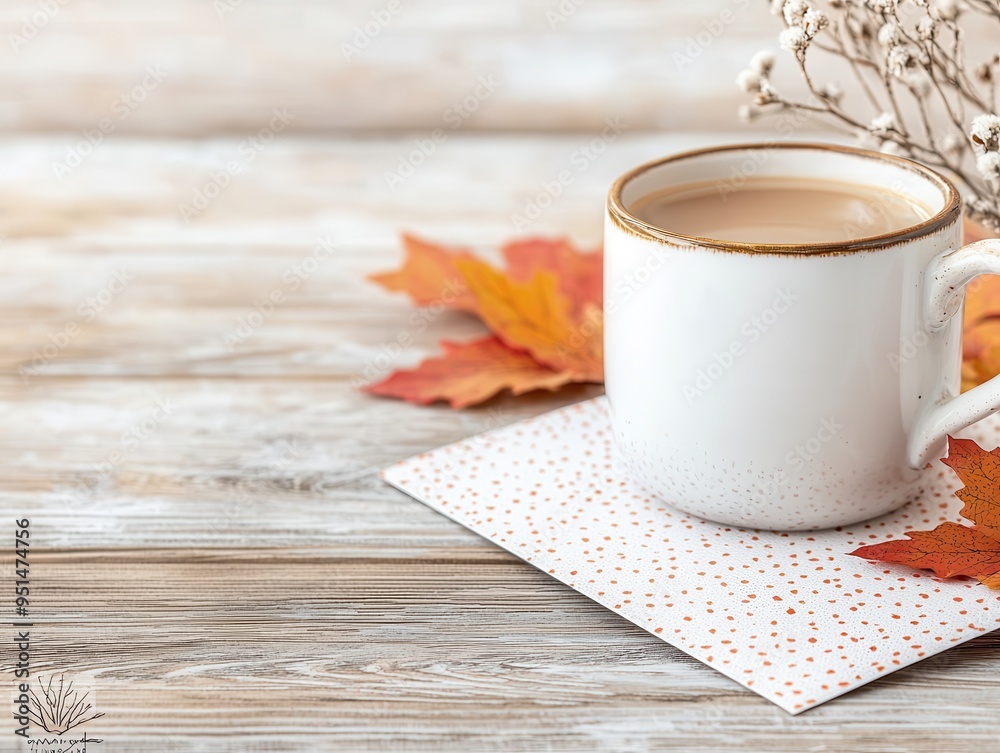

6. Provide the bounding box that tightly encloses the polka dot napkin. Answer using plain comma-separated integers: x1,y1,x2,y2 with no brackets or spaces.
381,397,1000,714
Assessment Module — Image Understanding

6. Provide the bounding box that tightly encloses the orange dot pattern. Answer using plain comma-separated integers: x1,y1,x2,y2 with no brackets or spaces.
382,397,1000,715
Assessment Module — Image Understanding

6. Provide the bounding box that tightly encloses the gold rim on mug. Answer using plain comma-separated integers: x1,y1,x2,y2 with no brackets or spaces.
607,142,964,256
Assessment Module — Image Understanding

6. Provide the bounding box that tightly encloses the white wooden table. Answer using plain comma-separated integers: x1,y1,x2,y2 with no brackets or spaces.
3,132,998,752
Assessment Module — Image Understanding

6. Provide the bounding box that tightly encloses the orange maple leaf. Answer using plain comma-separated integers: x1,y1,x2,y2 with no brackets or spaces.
963,308,1000,392
456,257,603,382
367,234,479,312
963,319,1000,362
850,436,1000,587
850,522,1000,579
365,235,604,407
961,220,1000,391
981,571,1000,588
940,436,1000,535
501,238,603,315
962,281,1000,331
361,336,575,408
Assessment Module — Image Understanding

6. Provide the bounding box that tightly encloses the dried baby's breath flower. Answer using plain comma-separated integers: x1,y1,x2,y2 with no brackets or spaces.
784,0,810,26
902,69,933,97
817,80,844,104
916,15,938,40
736,68,762,93
739,0,1000,230
931,0,964,21
870,111,899,136
776,4,829,59
750,50,777,76
780,26,812,55
886,45,924,77
803,8,830,33
971,114,1000,152
942,132,967,158
737,52,782,102
977,152,1000,194
866,0,897,14
878,21,903,47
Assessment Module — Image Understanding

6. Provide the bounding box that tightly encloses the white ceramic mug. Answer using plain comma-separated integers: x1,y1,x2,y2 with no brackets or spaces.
604,142,1000,530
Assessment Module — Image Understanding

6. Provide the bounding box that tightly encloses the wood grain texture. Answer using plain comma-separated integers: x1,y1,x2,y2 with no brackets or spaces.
0,0,765,134
2,134,999,752
1,0,995,136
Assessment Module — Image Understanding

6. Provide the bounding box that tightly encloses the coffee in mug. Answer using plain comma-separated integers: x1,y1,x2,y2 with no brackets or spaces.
604,143,1000,530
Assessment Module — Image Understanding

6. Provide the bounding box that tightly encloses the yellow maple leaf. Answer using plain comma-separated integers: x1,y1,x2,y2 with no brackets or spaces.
456,258,603,382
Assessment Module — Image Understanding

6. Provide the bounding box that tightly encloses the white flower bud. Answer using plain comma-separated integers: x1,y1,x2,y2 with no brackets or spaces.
749,50,777,76
976,152,1000,175
780,26,811,54
783,0,809,26
878,22,902,47
932,0,964,21
887,45,919,77
803,9,829,33
818,81,844,104
903,69,932,96
736,69,762,93
916,16,938,40
866,0,897,13
942,133,966,157
977,152,1000,193
971,113,1000,152
870,112,898,136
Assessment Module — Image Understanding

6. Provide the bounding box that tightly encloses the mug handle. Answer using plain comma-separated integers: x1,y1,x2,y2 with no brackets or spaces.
908,238,1000,467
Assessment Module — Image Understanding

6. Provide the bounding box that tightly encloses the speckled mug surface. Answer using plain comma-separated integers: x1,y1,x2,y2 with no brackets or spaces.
604,143,1000,530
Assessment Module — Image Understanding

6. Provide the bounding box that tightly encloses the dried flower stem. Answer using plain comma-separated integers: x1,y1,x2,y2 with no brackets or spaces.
739,0,1000,232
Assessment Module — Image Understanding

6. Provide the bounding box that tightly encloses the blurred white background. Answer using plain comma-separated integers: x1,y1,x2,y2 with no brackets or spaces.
0,0,963,136
1,0,994,135
1,0,775,134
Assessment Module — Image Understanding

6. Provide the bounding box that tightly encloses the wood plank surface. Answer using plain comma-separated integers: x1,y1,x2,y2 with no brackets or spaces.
2,134,999,752
0,0,995,136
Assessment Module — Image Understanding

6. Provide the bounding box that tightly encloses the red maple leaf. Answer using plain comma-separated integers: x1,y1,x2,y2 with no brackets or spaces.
365,235,602,407
850,436,1000,588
